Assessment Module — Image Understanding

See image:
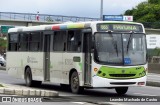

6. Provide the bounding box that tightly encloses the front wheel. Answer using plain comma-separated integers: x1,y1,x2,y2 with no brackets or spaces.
70,71,83,94
115,87,128,95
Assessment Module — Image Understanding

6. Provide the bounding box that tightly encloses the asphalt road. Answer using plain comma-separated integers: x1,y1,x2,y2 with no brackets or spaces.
0,70,160,105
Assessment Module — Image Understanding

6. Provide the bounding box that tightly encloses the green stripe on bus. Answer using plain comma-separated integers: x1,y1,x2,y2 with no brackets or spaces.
67,24,85,29
96,66,146,79
79,62,83,71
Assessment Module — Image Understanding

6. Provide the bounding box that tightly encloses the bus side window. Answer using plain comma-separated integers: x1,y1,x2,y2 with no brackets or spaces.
8,33,19,51
67,30,82,52
19,33,29,51
53,31,67,51
29,32,41,51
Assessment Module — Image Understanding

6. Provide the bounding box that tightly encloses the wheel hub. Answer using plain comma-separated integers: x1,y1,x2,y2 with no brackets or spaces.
72,76,78,89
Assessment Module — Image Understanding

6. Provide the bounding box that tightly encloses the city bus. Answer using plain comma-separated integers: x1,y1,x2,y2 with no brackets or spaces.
7,21,147,95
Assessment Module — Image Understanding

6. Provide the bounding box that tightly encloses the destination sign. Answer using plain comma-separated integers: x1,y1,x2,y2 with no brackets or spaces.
97,24,143,32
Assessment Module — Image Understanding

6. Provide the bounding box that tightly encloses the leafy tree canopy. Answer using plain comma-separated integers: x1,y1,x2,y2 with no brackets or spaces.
0,38,7,54
124,0,160,28
149,0,160,4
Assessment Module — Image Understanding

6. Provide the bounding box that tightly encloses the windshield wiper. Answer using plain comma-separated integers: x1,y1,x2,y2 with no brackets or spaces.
126,32,134,53
108,32,118,56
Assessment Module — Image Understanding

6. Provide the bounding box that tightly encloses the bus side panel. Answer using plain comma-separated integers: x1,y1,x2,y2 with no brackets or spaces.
7,52,22,78
50,52,63,83
62,53,84,86
27,52,44,81
7,52,44,81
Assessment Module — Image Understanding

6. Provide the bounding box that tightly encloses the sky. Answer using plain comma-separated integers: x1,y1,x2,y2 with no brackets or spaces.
0,0,147,18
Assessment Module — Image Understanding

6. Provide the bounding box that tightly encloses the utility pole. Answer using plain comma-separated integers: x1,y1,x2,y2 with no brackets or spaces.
100,0,103,20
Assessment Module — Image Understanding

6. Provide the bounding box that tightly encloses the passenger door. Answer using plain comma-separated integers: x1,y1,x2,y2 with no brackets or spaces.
43,32,51,81
83,32,92,85
50,31,66,83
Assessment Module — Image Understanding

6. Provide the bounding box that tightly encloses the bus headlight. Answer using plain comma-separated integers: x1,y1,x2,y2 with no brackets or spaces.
94,68,98,72
139,73,142,77
142,71,146,76
139,71,146,77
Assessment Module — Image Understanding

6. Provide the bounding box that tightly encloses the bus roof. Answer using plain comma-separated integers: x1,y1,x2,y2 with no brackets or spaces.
8,21,143,33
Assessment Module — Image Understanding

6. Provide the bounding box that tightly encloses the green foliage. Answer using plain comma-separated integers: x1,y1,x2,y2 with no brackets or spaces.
148,48,160,57
124,1,160,28
149,0,160,4
0,38,7,54
0,38,7,48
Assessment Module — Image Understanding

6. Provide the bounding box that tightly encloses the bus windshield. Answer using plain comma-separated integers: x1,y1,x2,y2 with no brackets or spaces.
94,32,147,65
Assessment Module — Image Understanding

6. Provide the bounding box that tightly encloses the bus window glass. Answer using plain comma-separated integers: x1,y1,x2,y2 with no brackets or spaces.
53,31,67,51
123,34,146,65
29,32,41,51
67,30,82,52
94,33,146,65
94,33,123,64
10,34,19,42
9,43,18,51
19,33,29,51
8,34,19,51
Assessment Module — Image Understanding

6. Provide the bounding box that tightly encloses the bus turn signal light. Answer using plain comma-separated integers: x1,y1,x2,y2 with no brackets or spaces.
94,68,98,72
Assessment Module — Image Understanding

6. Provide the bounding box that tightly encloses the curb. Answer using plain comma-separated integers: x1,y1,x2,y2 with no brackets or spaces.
0,88,59,97
0,83,59,97
0,67,6,70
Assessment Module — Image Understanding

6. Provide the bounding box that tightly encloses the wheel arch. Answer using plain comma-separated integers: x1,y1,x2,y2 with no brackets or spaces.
69,68,78,84
24,65,31,78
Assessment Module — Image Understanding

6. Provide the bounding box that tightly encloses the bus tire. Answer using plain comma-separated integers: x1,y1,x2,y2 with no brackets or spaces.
115,87,128,95
0,63,4,66
25,67,34,87
70,71,83,94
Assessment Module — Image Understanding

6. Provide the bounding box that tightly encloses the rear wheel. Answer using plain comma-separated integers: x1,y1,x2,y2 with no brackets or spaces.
25,67,34,87
25,67,42,87
0,63,4,66
70,71,83,94
115,87,128,95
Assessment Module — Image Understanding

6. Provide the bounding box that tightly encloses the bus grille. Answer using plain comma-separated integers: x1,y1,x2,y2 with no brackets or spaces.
110,82,136,85
109,74,136,77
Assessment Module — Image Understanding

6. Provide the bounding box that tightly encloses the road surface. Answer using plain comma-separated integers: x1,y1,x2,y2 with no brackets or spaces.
0,70,160,105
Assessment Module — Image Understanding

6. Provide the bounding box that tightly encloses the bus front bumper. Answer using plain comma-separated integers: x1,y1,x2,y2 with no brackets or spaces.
92,75,147,87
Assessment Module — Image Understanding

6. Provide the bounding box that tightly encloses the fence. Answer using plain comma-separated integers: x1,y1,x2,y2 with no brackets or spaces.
149,56,160,63
0,12,100,22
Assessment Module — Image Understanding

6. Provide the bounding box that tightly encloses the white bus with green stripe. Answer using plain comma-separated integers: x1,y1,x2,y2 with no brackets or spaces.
7,21,147,95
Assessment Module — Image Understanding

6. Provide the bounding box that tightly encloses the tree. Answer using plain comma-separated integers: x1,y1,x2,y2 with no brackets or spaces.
149,0,160,4
0,38,7,55
124,1,160,28
46,16,54,22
